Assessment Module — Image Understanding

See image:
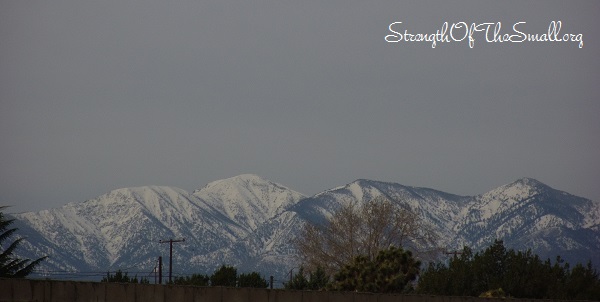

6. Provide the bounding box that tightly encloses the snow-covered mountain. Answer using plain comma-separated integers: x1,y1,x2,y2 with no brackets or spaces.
457,178,600,263
8,175,600,282
12,185,248,273
10,175,305,279
193,174,305,232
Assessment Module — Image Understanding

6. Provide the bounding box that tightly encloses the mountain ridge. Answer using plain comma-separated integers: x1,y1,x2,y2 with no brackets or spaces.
8,175,599,281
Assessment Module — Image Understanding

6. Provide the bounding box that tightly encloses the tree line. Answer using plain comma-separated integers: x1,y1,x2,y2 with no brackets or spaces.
101,265,270,288
3,200,600,300
417,240,600,299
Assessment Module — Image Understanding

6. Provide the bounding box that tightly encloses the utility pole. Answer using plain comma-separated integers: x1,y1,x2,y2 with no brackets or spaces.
159,238,185,283
158,256,163,284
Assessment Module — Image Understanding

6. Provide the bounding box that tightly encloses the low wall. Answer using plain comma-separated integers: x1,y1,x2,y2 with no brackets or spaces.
0,278,559,302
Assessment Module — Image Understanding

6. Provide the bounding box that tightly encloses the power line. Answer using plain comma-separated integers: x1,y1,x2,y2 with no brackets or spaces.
159,238,185,283
444,250,463,256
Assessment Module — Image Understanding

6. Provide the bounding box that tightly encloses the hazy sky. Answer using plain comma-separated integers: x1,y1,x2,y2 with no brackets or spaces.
2,0,599,213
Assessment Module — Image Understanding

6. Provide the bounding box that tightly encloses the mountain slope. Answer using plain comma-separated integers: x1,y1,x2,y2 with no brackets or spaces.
212,179,471,277
8,175,599,282
456,178,600,263
290,179,470,249
13,185,248,273
192,174,305,232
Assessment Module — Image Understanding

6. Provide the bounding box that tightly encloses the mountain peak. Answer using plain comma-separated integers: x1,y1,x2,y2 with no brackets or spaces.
228,173,265,182
512,177,548,188
193,174,305,231
198,174,274,191
479,178,547,201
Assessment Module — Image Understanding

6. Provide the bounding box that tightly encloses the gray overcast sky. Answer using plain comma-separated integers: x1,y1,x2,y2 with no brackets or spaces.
1,0,599,213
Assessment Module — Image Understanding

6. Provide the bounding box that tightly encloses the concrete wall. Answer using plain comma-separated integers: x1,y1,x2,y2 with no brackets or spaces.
0,279,577,302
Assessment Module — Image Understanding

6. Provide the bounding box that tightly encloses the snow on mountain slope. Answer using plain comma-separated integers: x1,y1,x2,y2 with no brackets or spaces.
455,178,600,265
192,210,305,278
13,185,248,272
192,174,305,232
295,179,470,248
8,175,600,281
208,178,474,274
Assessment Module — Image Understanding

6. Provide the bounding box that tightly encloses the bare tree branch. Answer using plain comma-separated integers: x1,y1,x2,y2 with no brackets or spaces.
295,196,438,275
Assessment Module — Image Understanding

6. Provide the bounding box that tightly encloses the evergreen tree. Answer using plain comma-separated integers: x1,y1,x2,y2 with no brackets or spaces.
469,239,506,294
238,272,268,288
173,274,210,286
1,206,47,278
101,270,151,283
308,266,330,290
284,266,330,290
102,270,132,283
447,247,474,296
417,240,600,300
284,267,309,290
564,262,600,300
331,246,420,293
210,265,237,287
